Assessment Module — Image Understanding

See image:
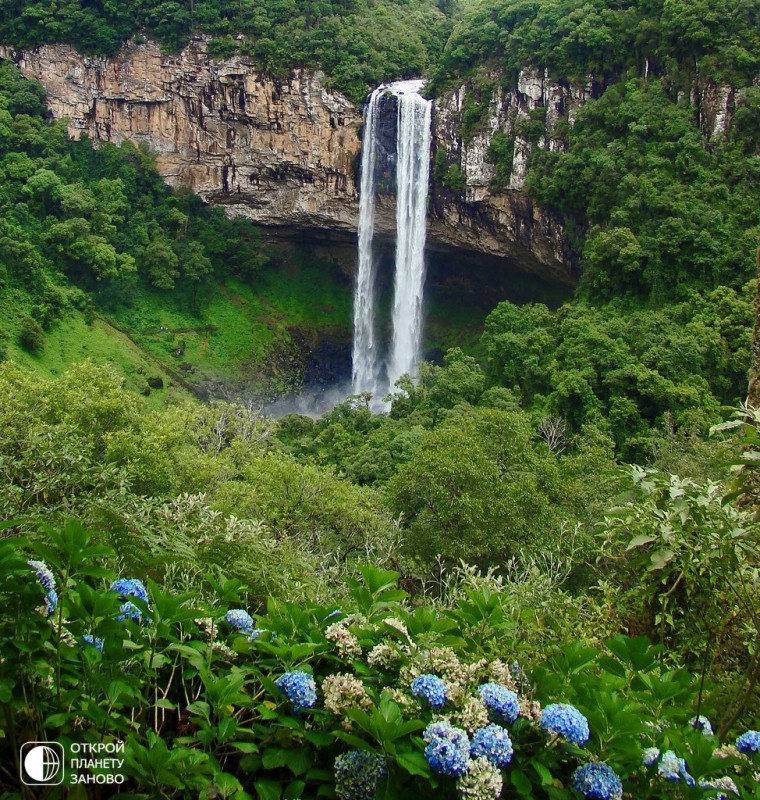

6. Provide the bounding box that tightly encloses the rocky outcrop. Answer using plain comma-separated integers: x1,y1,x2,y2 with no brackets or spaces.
0,38,362,234
0,38,578,284
431,68,594,277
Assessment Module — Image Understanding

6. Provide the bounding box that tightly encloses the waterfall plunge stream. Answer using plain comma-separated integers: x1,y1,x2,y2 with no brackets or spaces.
351,80,433,405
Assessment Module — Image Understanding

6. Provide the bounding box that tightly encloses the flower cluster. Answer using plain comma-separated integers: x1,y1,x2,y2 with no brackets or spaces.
518,697,542,724
411,674,448,709
325,622,362,660
82,634,104,652
334,750,387,800
488,659,518,692
382,617,411,640
688,714,713,735
571,763,623,800
28,560,57,616
454,695,490,734
322,673,372,719
656,750,695,785
224,609,254,634
698,776,740,799
367,643,401,669
478,682,519,724
110,578,150,623
276,670,317,712
539,703,590,746
456,756,503,800
642,747,660,767
423,721,470,777
736,730,760,755
470,724,513,768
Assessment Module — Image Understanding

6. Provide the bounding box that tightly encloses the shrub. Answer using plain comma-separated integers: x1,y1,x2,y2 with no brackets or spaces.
18,315,44,352
2,523,759,798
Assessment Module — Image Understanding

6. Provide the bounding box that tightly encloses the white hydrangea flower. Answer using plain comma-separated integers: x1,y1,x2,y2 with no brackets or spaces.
325,622,362,660
322,673,372,719
456,757,503,800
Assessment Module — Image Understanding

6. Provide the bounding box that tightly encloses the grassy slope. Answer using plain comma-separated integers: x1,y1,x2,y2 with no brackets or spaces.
2,245,542,403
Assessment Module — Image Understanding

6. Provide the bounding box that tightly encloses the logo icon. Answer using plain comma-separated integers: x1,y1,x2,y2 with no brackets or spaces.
20,741,64,785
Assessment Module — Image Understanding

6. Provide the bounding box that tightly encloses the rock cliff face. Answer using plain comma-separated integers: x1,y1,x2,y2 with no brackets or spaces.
0,39,362,234
0,38,578,285
430,65,741,277
1,39,741,286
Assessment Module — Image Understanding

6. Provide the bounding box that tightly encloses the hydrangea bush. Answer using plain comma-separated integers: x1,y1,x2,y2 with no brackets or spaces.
0,522,758,798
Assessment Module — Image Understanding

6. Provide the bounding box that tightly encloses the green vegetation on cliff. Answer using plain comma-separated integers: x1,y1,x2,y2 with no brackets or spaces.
0,0,454,103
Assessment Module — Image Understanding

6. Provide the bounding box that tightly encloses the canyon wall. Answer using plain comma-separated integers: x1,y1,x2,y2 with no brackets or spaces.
0,38,742,287
0,38,576,284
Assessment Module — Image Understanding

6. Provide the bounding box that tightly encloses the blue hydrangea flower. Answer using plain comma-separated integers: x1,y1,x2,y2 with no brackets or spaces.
82,634,104,652
411,674,447,709
110,578,149,602
689,715,713,735
334,750,387,800
424,735,469,777
224,609,254,634
28,560,56,592
110,578,150,623
423,722,470,755
478,682,519,724
28,560,57,615
276,670,317,712
116,601,145,623
657,750,693,784
571,763,623,800
44,589,58,616
247,628,267,642
470,724,513,767
698,776,739,799
736,730,760,755
642,747,661,767
539,704,590,746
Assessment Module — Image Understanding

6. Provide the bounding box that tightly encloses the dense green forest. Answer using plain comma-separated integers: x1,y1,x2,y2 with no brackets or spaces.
0,0,759,797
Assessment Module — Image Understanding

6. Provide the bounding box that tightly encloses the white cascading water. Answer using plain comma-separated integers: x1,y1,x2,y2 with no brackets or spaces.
351,86,383,396
386,80,432,391
352,79,432,402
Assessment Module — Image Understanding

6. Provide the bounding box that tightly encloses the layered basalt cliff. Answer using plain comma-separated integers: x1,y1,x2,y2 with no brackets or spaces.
0,38,577,284
0,39,740,287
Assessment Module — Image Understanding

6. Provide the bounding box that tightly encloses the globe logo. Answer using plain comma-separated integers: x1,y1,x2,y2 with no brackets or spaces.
20,742,64,785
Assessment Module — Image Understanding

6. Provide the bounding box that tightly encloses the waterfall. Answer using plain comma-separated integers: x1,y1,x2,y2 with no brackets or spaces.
352,79,432,403
386,81,432,390
351,86,383,396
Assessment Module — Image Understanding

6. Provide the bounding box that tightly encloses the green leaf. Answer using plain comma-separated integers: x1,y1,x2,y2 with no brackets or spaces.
510,768,533,796
531,760,554,786
395,750,431,778
255,780,282,800
626,534,656,550
649,549,675,570
598,656,627,678
284,781,306,800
